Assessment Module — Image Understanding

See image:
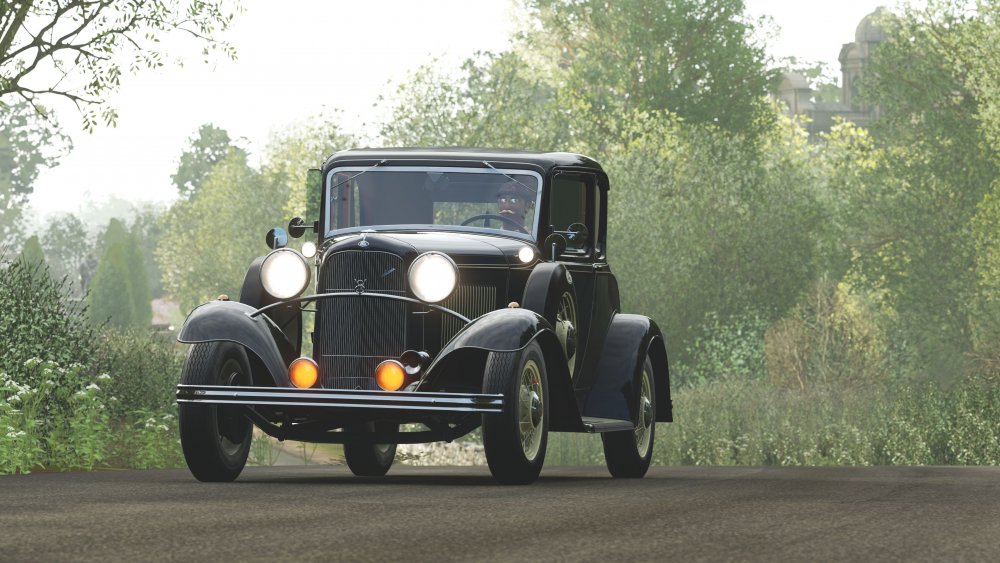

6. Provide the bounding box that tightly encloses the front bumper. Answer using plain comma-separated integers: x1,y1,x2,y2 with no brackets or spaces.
176,384,503,414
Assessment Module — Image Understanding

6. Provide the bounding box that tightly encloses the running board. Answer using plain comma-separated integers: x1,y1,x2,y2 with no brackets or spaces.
581,417,635,433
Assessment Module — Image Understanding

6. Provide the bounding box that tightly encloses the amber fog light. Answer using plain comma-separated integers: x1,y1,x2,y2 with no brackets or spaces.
375,360,406,391
289,357,319,388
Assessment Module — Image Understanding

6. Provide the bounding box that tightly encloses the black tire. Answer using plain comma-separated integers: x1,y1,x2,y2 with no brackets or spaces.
602,355,656,478
178,342,253,482
482,341,548,485
522,264,578,377
344,421,398,476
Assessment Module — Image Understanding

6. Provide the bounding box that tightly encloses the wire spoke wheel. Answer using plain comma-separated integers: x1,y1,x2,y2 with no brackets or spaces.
634,368,653,458
601,354,656,479
482,342,549,485
518,359,544,460
555,290,577,376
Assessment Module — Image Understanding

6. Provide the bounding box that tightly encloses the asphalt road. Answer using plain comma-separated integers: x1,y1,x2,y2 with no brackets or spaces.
2,465,999,562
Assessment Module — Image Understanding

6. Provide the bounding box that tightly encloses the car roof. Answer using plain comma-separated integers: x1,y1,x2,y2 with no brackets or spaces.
323,148,605,177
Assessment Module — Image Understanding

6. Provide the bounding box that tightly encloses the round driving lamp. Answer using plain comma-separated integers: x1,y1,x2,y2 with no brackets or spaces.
289,357,319,389
375,360,406,391
260,248,311,299
408,252,458,303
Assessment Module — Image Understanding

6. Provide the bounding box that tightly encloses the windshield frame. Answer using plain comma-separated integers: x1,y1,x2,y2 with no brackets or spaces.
323,165,545,241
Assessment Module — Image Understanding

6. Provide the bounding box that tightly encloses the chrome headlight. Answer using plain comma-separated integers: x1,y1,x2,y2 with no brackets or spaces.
260,249,311,299
408,252,458,303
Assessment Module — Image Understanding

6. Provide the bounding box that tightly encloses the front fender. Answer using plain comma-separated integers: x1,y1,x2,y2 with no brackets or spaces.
583,314,673,423
419,308,579,427
177,300,295,386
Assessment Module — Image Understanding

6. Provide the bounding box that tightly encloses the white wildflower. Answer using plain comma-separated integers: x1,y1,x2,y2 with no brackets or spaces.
85,383,100,391
97,374,112,381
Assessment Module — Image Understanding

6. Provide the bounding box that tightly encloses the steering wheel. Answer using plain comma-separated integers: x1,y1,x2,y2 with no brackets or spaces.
460,213,529,234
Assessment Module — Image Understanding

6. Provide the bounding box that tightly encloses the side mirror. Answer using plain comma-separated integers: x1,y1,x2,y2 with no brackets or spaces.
288,217,307,239
265,227,288,250
542,233,567,261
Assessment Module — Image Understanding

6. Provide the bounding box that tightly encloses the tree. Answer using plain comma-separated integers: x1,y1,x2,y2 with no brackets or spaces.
605,111,826,369
0,100,69,242
523,0,780,146
88,218,148,328
129,206,166,298
172,124,247,200
17,233,45,266
853,3,1000,375
126,227,151,327
157,149,285,312
264,114,355,220
0,1,240,129
379,52,570,151
41,213,95,296
88,230,133,328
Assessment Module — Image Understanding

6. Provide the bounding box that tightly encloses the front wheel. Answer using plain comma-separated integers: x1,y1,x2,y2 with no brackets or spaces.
178,342,253,482
344,421,398,476
482,341,549,485
601,355,656,478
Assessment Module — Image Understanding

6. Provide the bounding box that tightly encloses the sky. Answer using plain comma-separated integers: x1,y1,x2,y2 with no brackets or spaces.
24,0,897,227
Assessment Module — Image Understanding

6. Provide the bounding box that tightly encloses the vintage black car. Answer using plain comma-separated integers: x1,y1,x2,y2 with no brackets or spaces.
176,149,672,484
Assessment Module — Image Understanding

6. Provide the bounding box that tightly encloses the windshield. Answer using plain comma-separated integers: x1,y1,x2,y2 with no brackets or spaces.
324,166,542,238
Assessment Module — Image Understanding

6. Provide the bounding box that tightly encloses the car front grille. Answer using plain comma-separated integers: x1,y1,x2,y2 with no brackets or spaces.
314,250,500,390
316,250,406,390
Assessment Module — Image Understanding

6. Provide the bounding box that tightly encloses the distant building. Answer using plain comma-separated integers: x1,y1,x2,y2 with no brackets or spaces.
776,7,888,136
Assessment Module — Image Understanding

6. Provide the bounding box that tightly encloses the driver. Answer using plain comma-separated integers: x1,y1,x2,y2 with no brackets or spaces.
496,181,533,230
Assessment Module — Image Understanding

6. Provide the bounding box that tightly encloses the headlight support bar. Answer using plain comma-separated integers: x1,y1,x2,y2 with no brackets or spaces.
249,292,471,324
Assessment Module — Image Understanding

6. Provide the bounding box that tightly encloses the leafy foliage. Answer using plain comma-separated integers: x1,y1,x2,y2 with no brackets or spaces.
40,213,96,296
0,101,69,242
605,112,826,366
157,149,282,311
523,0,779,144
0,250,93,377
172,124,247,200
0,1,240,129
88,219,150,328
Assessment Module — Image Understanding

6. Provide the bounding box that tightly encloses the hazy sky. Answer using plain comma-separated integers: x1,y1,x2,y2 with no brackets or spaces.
25,0,896,225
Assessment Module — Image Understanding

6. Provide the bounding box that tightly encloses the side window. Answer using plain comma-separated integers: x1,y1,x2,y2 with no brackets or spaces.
549,173,595,255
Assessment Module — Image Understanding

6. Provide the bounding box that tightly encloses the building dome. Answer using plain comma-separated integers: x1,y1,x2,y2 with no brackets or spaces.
855,7,888,44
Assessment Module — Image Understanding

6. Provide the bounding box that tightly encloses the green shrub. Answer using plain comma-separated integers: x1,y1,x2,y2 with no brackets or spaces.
110,410,184,470
93,328,184,419
0,253,94,383
0,360,111,473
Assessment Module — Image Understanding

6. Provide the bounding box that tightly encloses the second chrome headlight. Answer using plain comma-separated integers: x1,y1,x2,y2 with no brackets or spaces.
260,248,311,299
408,252,457,303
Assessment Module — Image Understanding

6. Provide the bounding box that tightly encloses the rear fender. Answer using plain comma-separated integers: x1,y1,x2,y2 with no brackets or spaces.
419,308,579,426
177,300,295,387
583,314,673,423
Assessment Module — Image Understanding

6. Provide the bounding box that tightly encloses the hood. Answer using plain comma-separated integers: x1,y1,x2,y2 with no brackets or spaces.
321,231,538,268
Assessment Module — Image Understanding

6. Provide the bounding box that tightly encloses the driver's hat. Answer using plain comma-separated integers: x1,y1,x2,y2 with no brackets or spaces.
497,180,533,200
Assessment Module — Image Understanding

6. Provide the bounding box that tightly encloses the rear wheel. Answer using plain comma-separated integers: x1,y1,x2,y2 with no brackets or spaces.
178,342,253,482
344,421,398,476
522,264,578,377
482,341,548,485
602,355,655,478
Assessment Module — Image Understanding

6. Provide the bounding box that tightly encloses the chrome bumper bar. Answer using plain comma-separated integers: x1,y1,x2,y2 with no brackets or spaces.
176,384,504,414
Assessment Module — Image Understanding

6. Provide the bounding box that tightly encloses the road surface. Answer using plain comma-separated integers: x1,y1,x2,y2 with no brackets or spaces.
2,465,999,561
